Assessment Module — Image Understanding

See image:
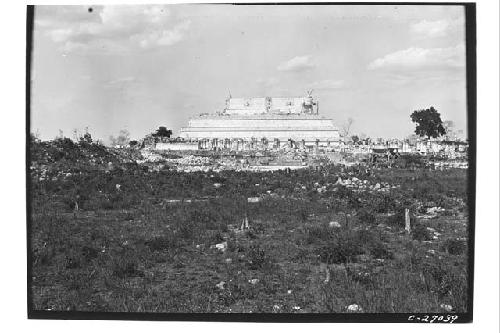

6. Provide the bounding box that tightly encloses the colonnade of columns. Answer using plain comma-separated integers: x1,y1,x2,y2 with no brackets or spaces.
197,137,335,151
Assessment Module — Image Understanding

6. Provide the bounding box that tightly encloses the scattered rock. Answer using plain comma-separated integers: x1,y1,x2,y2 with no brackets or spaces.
355,254,371,263
427,206,445,214
216,281,226,290
248,278,259,285
329,221,342,228
346,304,363,313
440,304,453,312
215,241,227,252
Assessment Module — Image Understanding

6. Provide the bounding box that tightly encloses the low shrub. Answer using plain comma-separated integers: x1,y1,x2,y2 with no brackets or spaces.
442,238,467,256
421,259,468,301
387,208,416,229
305,223,334,244
317,237,364,264
81,246,99,261
357,208,376,225
112,260,144,278
411,223,432,241
65,256,81,269
368,240,393,259
247,244,268,270
145,235,177,252
316,229,392,264
371,195,399,214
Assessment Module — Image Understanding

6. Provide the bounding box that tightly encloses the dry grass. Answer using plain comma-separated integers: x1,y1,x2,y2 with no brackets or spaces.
29,139,469,313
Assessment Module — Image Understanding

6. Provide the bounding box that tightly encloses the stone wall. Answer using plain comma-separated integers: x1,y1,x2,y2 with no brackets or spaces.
155,142,199,151
187,117,336,129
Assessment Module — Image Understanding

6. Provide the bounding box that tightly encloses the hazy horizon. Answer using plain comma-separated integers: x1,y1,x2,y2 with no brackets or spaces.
31,4,468,143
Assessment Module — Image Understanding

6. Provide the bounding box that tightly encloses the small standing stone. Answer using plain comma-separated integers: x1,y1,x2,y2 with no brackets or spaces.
405,208,411,234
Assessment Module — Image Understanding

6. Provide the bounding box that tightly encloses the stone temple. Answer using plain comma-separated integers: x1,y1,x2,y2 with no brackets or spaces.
179,92,340,150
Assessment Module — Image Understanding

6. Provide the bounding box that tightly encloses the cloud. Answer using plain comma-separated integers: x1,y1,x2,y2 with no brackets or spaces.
256,77,279,87
410,18,464,38
307,79,345,91
107,76,136,85
277,55,315,72
368,44,465,71
135,20,191,48
36,5,190,53
102,76,139,91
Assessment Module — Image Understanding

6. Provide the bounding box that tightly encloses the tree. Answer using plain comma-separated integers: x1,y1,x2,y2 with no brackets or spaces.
410,107,446,139
153,126,172,138
109,129,131,147
442,120,456,140
80,132,93,144
79,127,93,144
341,117,354,138
351,135,360,144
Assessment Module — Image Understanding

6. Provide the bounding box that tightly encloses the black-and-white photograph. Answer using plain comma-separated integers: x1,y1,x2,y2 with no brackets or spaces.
27,2,476,322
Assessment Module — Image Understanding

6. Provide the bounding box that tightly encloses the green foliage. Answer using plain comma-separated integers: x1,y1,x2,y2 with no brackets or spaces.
29,137,469,313
357,208,376,225
387,207,416,229
411,223,432,241
393,154,426,169
112,260,144,278
145,235,178,252
153,126,173,138
442,238,467,256
312,228,392,264
410,106,446,139
247,244,269,270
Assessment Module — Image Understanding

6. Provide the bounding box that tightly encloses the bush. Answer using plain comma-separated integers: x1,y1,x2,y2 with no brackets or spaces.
363,193,400,214
247,244,268,270
81,246,99,261
357,208,376,225
65,255,81,269
421,260,468,300
387,208,416,229
368,240,393,259
145,235,177,252
394,154,426,169
442,239,466,255
112,260,144,278
317,237,364,264
316,229,392,264
305,223,334,244
411,223,432,241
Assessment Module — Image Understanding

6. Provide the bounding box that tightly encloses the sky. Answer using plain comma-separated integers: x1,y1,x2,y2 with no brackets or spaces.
31,4,468,142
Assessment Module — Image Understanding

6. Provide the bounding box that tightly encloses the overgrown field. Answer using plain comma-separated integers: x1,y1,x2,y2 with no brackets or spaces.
30,139,470,313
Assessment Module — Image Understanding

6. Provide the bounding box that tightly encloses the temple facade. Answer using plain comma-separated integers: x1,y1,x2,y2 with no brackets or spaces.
179,92,340,148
